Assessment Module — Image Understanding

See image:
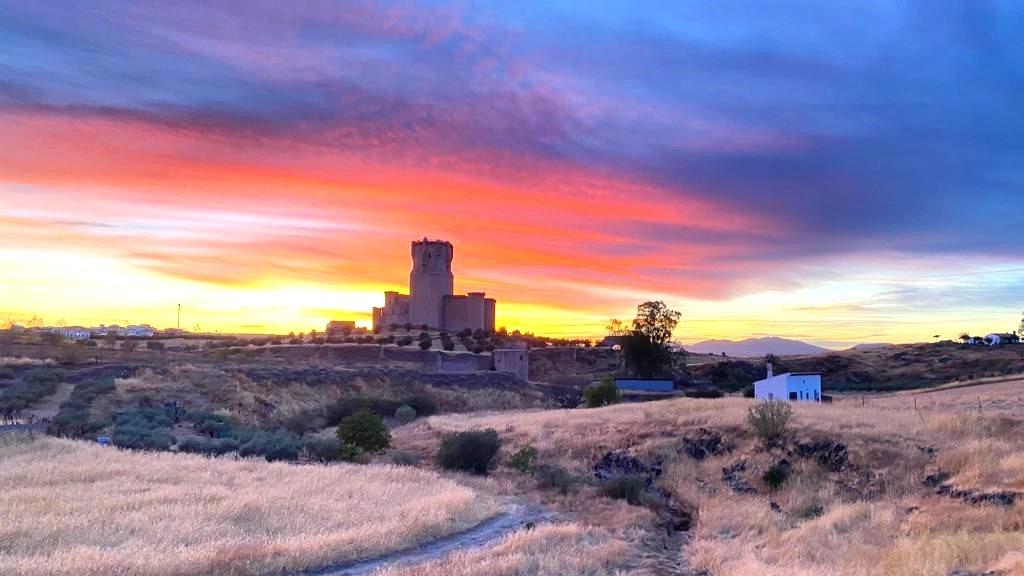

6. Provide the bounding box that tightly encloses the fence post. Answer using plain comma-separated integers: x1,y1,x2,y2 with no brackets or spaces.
978,397,983,414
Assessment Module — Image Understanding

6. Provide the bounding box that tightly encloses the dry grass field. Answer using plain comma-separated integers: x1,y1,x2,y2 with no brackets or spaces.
395,390,1024,576
0,434,498,576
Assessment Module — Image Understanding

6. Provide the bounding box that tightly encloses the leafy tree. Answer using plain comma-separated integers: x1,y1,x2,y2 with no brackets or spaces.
337,410,391,453
584,378,620,408
605,318,627,336
508,444,538,474
418,339,432,350
622,301,681,378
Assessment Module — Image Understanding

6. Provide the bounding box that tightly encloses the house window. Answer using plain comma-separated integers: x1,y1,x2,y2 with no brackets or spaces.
768,393,773,400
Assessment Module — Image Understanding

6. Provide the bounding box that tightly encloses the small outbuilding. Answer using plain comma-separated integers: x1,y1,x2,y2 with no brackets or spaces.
753,363,821,402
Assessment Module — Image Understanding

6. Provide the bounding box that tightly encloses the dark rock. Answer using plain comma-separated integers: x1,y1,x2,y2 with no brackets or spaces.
795,439,848,472
769,501,782,513
722,460,758,494
593,451,663,489
680,428,731,460
948,571,999,576
918,445,939,459
923,470,951,488
937,484,1018,507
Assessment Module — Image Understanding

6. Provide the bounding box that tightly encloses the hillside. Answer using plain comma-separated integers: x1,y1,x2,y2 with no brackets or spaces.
691,341,1024,392
686,337,830,357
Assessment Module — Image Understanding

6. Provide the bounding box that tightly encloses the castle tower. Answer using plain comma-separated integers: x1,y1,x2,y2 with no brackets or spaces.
409,238,453,329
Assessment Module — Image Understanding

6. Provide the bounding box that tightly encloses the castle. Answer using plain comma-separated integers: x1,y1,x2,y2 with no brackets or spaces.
372,239,496,332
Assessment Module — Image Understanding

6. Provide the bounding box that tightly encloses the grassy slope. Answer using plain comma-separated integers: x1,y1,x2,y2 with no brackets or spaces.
0,435,498,576
393,389,1024,576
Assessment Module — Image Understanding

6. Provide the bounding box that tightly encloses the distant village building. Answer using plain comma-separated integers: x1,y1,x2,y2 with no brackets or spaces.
373,239,496,332
125,325,155,338
753,363,822,402
55,326,91,341
326,320,357,336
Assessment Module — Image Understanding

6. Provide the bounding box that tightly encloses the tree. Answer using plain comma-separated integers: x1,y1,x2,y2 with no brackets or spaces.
1019,311,1023,338
104,331,118,349
621,301,681,379
606,319,627,336
584,378,621,408
337,410,391,453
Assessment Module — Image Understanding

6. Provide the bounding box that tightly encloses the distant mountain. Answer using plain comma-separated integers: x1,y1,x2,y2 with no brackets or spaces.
848,343,894,351
685,337,830,357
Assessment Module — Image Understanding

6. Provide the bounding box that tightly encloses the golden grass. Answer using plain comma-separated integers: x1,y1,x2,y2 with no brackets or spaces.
0,435,498,576
374,523,632,576
395,394,1024,576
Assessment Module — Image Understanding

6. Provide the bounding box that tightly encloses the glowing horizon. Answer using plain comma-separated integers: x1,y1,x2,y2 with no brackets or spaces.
1,2,1022,348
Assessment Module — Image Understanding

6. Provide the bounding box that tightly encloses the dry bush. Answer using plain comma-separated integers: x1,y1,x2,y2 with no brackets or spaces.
0,436,498,576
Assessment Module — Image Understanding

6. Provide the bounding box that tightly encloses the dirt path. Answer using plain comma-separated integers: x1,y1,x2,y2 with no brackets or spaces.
299,503,555,576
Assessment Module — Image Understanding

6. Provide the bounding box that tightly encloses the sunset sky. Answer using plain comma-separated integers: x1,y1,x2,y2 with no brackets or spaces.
1,1,1022,347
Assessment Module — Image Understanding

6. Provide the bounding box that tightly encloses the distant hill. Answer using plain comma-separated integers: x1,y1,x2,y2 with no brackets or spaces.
686,337,830,357
848,343,894,351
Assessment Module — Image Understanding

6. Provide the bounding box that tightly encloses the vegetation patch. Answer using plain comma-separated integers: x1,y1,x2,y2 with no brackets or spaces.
437,429,502,475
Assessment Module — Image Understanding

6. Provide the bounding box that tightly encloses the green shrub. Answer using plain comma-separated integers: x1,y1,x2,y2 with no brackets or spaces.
48,379,116,437
24,368,61,386
0,371,61,421
325,397,402,426
403,394,438,417
338,443,363,462
146,341,165,351
762,462,791,491
793,503,824,519
534,464,575,494
284,411,317,435
112,408,175,451
685,388,724,399
508,444,539,474
301,436,341,462
584,378,620,408
193,413,235,438
437,429,501,475
238,430,299,461
177,436,239,456
747,401,793,444
337,410,391,453
418,339,432,350
601,474,647,505
742,386,755,398
396,336,414,347
390,450,422,466
394,404,417,425
442,339,455,351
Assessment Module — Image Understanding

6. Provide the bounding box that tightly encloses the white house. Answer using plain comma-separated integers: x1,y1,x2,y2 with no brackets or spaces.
754,363,822,402
985,333,1020,346
125,325,155,338
55,326,91,341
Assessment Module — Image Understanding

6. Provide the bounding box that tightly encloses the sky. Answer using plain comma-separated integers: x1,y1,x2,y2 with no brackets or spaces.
1,1,1022,347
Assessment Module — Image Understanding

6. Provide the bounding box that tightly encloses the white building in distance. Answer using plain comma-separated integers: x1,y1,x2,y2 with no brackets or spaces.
754,363,822,402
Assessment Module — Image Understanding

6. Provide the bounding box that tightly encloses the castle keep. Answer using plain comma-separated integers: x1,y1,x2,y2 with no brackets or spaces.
372,239,496,332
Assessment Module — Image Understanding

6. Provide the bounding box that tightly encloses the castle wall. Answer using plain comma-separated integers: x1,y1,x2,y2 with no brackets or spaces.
484,298,496,331
493,346,529,381
443,295,469,331
467,292,485,332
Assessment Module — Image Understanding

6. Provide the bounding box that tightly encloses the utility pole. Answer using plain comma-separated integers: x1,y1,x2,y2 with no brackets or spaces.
177,304,181,330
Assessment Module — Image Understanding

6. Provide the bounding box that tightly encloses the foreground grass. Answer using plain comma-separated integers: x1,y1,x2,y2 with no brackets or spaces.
396,395,1024,575
0,435,498,576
